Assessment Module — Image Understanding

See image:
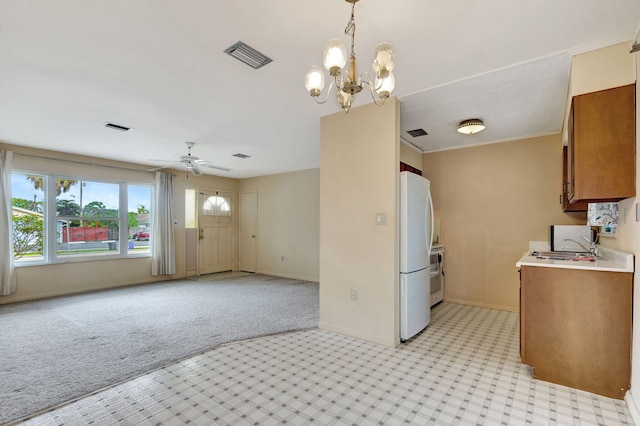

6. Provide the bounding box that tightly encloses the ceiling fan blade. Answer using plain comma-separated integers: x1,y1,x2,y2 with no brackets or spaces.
195,161,233,172
148,165,169,172
147,158,179,163
190,164,203,176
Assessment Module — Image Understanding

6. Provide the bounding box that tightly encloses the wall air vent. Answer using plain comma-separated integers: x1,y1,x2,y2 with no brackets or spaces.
103,122,132,132
407,128,428,137
224,41,272,69
232,153,251,159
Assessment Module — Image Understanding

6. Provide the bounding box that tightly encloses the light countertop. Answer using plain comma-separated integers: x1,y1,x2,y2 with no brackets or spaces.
516,245,634,273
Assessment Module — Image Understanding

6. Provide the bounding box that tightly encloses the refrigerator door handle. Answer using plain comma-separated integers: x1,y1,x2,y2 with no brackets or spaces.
427,189,434,257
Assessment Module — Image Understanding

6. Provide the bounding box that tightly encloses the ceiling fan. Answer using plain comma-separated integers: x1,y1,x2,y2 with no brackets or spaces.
148,142,232,176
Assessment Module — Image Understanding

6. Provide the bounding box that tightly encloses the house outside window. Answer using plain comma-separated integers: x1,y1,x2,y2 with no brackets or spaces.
11,172,152,263
11,173,45,263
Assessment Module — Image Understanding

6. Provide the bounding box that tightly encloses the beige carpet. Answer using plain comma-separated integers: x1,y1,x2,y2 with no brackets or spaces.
0,274,319,424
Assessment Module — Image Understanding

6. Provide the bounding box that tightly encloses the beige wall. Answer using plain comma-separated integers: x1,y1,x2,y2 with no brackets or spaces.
238,168,319,282
1,140,321,303
422,135,585,311
400,141,423,171
0,142,239,303
319,99,400,347
571,42,635,96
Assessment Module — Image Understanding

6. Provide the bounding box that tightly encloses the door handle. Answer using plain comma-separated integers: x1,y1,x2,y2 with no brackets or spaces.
251,235,255,238
199,228,204,240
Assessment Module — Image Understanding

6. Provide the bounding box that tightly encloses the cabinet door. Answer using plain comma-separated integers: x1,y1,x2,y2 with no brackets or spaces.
522,266,632,399
568,84,635,203
562,146,588,211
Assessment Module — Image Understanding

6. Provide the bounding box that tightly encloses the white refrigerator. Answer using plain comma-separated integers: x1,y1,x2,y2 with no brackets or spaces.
399,171,434,341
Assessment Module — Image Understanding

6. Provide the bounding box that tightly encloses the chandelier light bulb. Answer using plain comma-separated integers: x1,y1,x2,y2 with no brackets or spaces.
337,89,352,111
372,42,395,78
304,65,326,96
375,72,395,98
323,38,347,75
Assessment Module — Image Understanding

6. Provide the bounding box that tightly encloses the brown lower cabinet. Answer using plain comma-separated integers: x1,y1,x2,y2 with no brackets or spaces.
519,265,632,399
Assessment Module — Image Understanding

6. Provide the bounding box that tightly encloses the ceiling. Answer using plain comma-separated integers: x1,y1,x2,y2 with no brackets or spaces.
0,1,639,178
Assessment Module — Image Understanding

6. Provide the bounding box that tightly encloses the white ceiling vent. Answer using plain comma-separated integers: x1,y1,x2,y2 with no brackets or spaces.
407,128,428,137
103,122,132,132
224,41,272,69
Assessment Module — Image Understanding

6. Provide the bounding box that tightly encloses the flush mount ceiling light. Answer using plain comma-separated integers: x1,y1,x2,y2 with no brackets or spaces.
304,0,396,113
457,119,486,135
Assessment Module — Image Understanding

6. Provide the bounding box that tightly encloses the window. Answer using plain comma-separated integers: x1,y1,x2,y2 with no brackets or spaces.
185,189,197,228
203,195,231,216
11,173,45,263
128,185,152,254
10,172,152,263
56,180,120,257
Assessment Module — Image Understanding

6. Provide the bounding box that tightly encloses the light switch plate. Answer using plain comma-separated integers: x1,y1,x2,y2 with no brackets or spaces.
636,203,640,222
375,212,386,225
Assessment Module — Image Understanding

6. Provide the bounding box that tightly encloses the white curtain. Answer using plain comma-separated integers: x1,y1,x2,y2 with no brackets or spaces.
0,150,16,295
151,171,175,276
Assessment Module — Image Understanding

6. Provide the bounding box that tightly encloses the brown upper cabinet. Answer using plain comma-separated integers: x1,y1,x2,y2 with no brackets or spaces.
567,84,636,205
561,146,589,211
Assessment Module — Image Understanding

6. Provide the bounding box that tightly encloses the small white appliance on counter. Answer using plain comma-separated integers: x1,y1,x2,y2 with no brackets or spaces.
430,246,444,307
549,225,592,252
399,171,434,341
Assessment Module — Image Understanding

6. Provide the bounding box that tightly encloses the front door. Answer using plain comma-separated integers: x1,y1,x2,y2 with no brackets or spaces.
238,190,257,272
198,190,234,275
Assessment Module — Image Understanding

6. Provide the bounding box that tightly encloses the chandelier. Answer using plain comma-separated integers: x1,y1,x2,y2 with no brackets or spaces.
304,0,396,113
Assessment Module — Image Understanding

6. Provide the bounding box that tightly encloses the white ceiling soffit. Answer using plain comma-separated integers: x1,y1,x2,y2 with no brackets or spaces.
399,53,571,153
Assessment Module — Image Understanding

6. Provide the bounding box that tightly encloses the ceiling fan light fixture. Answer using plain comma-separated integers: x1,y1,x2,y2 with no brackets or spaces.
457,119,486,135
148,142,232,174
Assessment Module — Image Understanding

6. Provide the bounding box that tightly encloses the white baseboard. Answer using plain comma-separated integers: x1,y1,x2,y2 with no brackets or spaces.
255,270,318,283
625,390,640,425
444,297,518,313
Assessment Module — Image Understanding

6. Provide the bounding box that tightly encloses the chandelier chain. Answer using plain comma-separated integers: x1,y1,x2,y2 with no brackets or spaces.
345,0,356,58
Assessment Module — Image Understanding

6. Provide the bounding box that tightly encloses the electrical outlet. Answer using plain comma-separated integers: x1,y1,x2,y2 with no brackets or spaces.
350,290,357,301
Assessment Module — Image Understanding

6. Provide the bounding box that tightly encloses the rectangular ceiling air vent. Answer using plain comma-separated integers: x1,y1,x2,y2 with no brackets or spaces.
232,153,251,159
407,128,428,137
103,122,132,132
224,41,272,69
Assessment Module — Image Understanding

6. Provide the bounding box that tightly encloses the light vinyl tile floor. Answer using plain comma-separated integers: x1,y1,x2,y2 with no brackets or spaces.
18,303,632,425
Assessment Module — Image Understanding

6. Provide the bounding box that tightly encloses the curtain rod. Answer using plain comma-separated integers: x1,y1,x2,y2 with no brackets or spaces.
14,152,153,174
